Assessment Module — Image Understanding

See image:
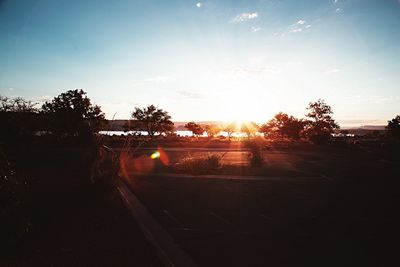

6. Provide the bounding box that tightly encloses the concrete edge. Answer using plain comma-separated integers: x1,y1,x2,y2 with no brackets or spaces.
117,180,197,267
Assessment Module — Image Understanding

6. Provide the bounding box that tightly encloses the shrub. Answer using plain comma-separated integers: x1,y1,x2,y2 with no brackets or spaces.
245,139,263,167
0,150,30,250
175,153,222,174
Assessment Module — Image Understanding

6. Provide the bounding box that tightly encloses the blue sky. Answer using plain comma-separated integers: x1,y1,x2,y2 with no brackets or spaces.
1,0,399,126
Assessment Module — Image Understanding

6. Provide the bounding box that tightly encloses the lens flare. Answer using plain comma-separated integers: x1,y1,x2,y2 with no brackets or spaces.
120,151,155,179
158,146,170,166
150,151,161,159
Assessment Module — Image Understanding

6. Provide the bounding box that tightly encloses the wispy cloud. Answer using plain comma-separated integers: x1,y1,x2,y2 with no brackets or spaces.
196,2,202,8
289,28,302,33
335,8,342,12
251,26,261,32
284,19,311,34
231,12,258,23
296,20,306,25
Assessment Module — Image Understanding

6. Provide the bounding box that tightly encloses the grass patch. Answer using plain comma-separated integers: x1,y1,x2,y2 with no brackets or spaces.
174,153,222,174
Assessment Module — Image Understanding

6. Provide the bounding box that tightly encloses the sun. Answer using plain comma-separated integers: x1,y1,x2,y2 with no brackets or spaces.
217,93,262,123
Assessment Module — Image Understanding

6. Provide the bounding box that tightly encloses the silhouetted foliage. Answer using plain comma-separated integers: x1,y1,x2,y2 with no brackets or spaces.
175,154,221,174
261,112,305,140
184,121,204,136
0,96,41,148
224,122,236,141
0,150,30,250
304,99,339,144
386,115,400,141
244,139,263,167
241,122,259,137
131,105,174,138
42,89,106,137
0,96,37,113
204,124,220,137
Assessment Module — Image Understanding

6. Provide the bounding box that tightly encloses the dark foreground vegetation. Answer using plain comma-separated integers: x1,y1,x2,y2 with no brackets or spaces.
1,91,161,266
1,89,400,266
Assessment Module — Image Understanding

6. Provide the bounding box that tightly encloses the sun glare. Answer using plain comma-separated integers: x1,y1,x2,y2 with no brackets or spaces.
216,92,267,123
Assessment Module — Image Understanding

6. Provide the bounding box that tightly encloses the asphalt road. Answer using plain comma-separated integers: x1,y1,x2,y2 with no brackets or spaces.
115,145,400,266
125,173,391,267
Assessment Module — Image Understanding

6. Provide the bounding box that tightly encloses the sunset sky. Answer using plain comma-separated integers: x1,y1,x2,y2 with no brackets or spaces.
1,0,399,126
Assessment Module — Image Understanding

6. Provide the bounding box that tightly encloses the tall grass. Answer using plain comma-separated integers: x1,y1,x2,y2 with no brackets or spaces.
175,153,222,174
244,139,263,167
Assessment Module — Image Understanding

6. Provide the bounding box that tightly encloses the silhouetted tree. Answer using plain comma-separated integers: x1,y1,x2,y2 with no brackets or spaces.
304,99,339,144
185,121,204,137
42,89,106,136
282,117,306,140
0,96,37,113
260,112,289,139
259,122,274,139
241,122,259,138
204,124,220,137
0,96,40,143
131,105,174,138
261,112,305,140
386,115,400,141
224,122,236,141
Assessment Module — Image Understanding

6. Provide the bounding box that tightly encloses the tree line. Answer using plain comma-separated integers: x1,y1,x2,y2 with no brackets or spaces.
2,89,400,145
180,99,338,144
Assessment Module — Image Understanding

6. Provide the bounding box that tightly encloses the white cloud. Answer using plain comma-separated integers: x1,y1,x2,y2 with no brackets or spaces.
305,25,311,29
251,26,261,32
335,8,342,12
334,0,338,3
196,2,202,8
296,19,306,25
290,28,302,33
232,12,258,23
8,87,14,91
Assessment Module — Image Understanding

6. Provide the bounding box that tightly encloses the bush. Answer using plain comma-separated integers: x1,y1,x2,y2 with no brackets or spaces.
245,139,263,167
175,153,221,174
0,150,31,251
